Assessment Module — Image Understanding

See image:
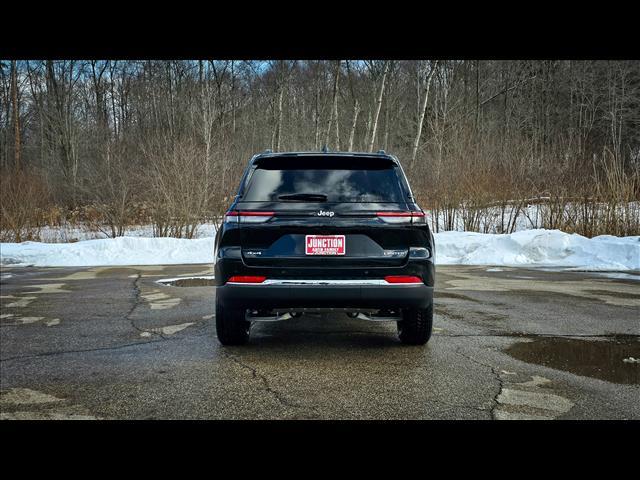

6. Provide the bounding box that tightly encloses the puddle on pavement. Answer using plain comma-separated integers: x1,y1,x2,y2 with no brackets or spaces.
506,336,640,385
157,277,215,287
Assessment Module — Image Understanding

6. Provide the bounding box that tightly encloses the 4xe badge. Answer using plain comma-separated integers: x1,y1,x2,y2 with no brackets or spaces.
317,210,335,217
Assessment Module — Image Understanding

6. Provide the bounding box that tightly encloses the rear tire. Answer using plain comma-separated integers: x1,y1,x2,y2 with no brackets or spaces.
215,299,250,345
397,303,433,345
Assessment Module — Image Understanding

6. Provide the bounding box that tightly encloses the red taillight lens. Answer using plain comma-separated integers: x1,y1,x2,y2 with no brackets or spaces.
235,211,274,216
227,275,267,284
376,211,413,217
384,275,423,284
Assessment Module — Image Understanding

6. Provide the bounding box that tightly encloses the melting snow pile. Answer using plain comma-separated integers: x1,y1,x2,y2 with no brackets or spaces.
0,237,215,267
1,229,638,270
435,229,639,270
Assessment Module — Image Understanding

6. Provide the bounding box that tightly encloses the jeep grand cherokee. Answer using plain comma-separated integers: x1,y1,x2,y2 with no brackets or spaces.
213,151,435,345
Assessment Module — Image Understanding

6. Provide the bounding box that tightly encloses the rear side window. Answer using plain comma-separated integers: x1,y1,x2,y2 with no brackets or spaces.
241,157,406,203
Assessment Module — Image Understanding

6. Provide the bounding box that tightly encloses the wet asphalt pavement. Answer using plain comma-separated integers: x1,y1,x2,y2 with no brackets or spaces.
1,264,638,420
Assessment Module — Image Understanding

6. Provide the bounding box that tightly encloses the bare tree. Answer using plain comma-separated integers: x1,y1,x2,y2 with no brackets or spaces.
367,61,390,152
10,60,21,171
410,60,438,168
345,61,361,152
324,60,341,149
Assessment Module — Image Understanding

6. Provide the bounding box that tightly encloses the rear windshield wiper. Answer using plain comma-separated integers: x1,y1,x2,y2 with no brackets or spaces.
278,193,328,202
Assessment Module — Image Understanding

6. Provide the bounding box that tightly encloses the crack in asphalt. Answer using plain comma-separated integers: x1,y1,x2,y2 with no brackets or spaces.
454,349,504,417
125,273,142,320
490,367,506,420
223,348,490,418
0,338,169,363
221,351,312,413
126,273,168,340
2,272,173,363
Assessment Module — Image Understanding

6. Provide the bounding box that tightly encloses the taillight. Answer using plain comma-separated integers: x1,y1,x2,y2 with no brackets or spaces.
410,211,428,225
225,211,274,223
376,211,426,224
384,275,423,284
227,275,267,284
376,211,413,217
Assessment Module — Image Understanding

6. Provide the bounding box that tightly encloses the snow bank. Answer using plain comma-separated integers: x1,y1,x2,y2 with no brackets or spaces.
0,237,215,267
435,229,639,270
1,229,638,270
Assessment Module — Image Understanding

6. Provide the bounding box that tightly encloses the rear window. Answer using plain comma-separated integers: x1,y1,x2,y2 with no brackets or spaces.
241,157,406,203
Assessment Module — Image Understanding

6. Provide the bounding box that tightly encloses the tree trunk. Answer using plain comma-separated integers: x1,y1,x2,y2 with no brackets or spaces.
475,60,480,131
410,61,438,168
273,82,284,151
199,60,211,199
314,82,320,150
383,97,389,150
231,60,236,134
364,109,372,150
11,60,21,171
348,98,360,151
368,61,389,153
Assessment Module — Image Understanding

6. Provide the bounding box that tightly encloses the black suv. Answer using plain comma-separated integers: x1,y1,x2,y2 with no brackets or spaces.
213,151,435,345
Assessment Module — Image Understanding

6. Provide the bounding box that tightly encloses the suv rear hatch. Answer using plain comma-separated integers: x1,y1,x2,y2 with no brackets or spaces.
232,155,421,270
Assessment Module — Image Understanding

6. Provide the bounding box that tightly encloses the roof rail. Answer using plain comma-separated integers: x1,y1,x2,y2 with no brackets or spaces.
377,149,386,155
263,149,272,154
321,145,329,153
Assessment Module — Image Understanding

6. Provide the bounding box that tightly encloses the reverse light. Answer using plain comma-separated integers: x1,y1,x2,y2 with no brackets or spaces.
384,275,423,284
225,210,275,223
376,211,427,224
410,211,428,225
227,275,267,284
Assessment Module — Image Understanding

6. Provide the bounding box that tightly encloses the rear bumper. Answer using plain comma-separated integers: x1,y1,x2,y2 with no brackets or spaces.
216,281,433,310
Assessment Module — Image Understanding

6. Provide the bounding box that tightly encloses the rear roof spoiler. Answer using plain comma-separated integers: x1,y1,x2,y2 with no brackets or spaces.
251,151,398,165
